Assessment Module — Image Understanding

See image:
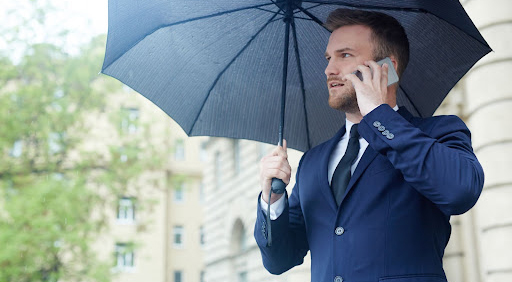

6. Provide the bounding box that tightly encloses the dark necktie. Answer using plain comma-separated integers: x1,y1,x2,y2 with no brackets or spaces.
331,124,360,206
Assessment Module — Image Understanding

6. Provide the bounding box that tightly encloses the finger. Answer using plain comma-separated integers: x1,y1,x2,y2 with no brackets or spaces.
263,156,289,169
366,60,381,88
263,153,291,166
356,64,372,84
266,169,291,184
380,63,389,90
261,154,290,168
343,73,364,89
271,144,287,157
261,165,291,183
282,139,288,158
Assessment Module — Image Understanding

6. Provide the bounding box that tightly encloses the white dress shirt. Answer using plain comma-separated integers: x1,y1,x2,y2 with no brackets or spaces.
260,106,399,219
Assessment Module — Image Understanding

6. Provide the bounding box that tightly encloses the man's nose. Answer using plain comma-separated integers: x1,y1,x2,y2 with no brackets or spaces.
324,60,339,76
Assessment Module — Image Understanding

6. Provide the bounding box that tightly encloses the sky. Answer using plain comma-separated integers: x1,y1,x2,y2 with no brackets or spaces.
1,0,108,57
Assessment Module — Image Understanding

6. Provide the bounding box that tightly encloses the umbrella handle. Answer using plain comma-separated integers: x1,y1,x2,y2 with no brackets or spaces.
267,178,286,247
271,178,286,194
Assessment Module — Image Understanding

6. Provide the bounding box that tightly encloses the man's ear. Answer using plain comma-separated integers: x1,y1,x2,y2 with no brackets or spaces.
389,55,399,74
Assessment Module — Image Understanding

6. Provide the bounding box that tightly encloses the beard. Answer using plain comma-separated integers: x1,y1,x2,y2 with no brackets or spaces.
328,84,360,114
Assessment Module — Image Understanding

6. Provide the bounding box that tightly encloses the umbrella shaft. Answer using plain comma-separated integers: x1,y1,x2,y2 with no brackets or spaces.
279,8,292,146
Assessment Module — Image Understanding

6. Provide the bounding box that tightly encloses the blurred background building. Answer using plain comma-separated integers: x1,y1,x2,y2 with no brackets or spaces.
435,1,512,282
88,90,208,282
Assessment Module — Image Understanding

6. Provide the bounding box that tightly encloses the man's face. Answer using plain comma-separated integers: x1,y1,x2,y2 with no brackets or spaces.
324,25,375,113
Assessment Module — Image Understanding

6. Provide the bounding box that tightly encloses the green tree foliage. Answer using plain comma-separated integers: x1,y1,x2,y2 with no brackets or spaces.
0,21,163,282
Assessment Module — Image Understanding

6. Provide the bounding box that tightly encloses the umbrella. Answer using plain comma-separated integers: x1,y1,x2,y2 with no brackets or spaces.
101,0,490,153
101,0,490,247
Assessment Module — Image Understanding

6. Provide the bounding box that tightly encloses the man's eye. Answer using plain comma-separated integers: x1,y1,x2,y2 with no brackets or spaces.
326,57,331,61
342,53,351,58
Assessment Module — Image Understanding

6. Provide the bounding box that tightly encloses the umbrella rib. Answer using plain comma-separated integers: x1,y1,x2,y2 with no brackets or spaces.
291,19,312,150
188,13,280,135
296,6,331,32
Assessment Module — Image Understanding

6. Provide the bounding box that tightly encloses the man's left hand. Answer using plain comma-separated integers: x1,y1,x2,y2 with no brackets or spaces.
343,60,394,116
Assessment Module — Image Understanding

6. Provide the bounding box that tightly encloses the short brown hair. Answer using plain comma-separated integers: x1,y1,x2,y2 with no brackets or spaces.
325,9,410,77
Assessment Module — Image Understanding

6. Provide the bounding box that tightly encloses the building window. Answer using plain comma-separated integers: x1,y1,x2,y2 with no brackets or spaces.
231,219,247,254
174,270,183,282
200,225,205,246
238,271,248,282
175,139,185,160
174,182,185,202
173,226,184,248
9,140,23,158
200,141,208,162
239,226,247,252
117,197,135,223
233,139,240,174
121,107,139,134
115,243,134,270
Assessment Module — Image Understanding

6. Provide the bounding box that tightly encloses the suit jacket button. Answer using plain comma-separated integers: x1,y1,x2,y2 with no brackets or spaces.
334,276,343,282
378,125,386,132
386,133,395,140
335,227,345,236
382,130,390,136
373,121,381,127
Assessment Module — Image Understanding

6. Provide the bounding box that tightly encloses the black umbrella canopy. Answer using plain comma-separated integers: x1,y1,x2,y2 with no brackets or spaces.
102,0,491,152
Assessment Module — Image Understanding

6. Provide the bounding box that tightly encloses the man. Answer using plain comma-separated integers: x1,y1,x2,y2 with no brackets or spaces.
254,8,484,282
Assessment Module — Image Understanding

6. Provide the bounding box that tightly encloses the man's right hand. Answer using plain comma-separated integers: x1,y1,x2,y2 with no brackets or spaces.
260,140,291,204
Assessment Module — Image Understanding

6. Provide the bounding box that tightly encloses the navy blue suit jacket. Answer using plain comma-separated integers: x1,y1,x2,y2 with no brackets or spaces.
254,105,484,282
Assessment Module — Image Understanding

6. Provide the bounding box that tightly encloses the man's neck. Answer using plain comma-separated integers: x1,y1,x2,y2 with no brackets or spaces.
346,112,364,124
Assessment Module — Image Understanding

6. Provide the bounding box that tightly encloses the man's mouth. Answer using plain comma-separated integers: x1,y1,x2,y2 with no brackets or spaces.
329,81,344,88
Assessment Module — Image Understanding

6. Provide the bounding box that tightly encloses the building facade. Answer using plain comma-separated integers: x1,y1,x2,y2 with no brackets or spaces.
203,138,310,282
90,88,207,282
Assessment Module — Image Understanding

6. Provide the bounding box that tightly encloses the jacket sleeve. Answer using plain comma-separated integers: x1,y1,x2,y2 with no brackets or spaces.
254,155,309,275
359,104,484,216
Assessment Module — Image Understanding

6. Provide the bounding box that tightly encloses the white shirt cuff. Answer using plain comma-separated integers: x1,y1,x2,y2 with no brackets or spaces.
260,193,286,220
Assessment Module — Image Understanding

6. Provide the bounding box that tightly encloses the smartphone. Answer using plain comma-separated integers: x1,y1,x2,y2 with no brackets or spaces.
352,57,399,86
